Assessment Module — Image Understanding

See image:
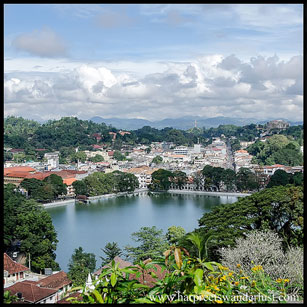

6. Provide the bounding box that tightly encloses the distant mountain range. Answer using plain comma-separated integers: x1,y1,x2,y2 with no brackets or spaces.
89,116,303,130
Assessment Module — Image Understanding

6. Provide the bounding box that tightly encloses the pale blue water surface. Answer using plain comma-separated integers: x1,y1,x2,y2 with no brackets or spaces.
46,193,238,272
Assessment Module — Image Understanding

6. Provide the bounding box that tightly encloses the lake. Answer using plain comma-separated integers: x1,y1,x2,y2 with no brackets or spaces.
46,192,239,272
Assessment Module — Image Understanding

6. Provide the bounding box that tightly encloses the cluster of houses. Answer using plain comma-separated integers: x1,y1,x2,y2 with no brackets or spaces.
4,253,72,304
4,253,167,304
4,132,304,198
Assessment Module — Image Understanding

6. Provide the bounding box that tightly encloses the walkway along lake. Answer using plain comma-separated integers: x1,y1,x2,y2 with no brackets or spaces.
46,192,241,272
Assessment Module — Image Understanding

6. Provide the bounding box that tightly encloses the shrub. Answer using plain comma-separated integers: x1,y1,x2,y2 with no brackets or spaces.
218,230,304,294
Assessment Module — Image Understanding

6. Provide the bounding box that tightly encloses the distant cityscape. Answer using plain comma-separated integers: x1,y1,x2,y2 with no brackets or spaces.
4,118,303,198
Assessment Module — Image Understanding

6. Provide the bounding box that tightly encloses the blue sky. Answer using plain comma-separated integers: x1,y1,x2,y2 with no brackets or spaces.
4,4,303,121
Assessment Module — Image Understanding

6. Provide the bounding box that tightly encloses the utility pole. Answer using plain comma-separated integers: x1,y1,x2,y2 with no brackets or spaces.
28,253,31,271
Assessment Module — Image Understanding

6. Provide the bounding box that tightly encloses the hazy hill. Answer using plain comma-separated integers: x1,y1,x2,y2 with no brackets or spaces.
90,116,303,130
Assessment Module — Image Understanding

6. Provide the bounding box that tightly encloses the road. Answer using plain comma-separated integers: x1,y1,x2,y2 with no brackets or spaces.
226,139,235,170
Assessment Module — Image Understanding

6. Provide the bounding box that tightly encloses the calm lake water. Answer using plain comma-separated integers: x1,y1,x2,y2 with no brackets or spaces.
46,193,238,272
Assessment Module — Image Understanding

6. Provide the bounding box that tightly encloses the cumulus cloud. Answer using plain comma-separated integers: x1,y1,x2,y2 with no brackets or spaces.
12,28,68,57
4,54,303,122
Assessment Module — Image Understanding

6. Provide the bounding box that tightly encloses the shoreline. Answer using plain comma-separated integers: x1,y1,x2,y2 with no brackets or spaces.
87,188,148,203
42,199,76,208
42,188,251,208
167,189,252,197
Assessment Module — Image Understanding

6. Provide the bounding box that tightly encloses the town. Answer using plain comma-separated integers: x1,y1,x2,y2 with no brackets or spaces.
4,118,304,199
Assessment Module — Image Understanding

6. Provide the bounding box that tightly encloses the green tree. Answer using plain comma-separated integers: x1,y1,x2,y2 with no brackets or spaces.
172,171,188,190
149,169,174,191
151,155,163,165
267,170,291,188
68,247,96,286
113,171,139,192
20,178,46,200
113,151,126,161
290,172,304,186
100,242,123,267
4,184,60,272
166,226,186,245
197,185,303,260
43,174,67,198
89,155,104,163
70,151,87,163
236,167,259,192
221,169,237,191
72,180,88,196
3,291,19,304
124,226,169,263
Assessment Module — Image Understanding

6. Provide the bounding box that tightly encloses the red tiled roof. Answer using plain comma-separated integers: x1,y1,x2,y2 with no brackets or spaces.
92,145,103,149
36,271,72,290
6,281,57,303
4,253,29,275
63,178,77,186
25,173,52,180
4,167,36,176
4,172,32,178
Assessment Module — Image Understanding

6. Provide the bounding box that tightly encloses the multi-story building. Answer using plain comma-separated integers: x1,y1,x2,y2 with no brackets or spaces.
44,152,60,170
234,149,253,172
173,146,189,155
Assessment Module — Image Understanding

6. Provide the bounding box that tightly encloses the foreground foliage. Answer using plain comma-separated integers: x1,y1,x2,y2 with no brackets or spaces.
66,244,303,304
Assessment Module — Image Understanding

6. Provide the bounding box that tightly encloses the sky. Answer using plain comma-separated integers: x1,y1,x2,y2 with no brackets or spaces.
4,4,303,122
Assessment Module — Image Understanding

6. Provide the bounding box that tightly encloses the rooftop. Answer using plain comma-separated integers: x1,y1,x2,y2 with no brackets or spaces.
4,166,36,176
36,271,72,290
4,253,29,275
6,281,58,303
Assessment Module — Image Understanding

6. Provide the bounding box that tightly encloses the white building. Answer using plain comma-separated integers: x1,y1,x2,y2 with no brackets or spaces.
174,146,189,155
193,144,202,154
44,152,59,170
124,166,159,189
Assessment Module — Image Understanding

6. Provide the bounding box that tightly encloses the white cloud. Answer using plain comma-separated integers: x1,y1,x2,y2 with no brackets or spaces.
4,54,303,122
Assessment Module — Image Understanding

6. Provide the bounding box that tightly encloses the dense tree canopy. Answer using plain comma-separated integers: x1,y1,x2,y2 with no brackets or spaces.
4,116,303,161
4,184,60,272
247,134,303,166
149,169,174,191
196,184,304,260
20,174,67,202
72,171,139,197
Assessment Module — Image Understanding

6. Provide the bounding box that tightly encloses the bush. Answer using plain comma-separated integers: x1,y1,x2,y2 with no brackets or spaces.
218,230,303,294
